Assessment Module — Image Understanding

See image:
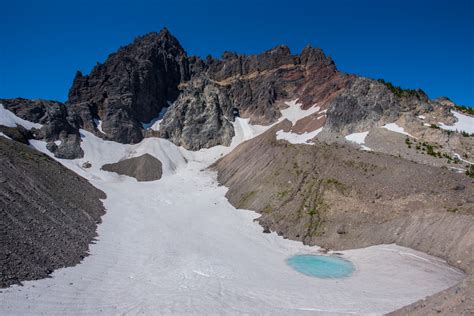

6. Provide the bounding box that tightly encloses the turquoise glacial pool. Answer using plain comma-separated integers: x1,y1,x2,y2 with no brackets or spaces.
287,254,355,278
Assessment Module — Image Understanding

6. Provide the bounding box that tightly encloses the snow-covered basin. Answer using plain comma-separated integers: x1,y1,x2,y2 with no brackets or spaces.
0,115,466,314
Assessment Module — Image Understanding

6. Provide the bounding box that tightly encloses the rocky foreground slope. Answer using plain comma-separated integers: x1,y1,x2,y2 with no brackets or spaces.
0,137,105,287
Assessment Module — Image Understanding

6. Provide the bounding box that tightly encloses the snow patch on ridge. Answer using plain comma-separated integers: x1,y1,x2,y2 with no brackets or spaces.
0,132,12,140
274,99,326,145
438,111,474,134
142,104,170,131
0,104,42,130
276,127,323,145
279,99,320,124
94,119,104,134
382,123,415,138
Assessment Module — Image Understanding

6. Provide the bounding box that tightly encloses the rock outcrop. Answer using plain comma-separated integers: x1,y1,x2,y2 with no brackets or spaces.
0,98,84,159
101,153,163,181
159,77,235,149
0,137,105,287
67,28,189,144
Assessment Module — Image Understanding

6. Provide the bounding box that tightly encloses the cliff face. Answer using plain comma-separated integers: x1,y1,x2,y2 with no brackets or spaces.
67,28,189,144
158,44,349,149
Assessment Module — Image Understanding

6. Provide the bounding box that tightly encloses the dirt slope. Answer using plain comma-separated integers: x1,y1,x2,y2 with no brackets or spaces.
212,121,474,314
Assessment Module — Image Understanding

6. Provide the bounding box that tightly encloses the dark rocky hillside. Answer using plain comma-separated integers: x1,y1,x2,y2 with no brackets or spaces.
0,138,105,287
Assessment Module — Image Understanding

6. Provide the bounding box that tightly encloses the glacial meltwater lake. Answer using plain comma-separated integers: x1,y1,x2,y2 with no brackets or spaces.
287,254,355,278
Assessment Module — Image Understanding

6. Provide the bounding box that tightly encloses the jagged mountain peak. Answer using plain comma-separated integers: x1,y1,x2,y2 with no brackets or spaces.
4,29,471,158
130,28,186,54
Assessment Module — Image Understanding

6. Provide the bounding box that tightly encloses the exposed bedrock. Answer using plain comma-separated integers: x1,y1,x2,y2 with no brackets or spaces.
67,28,189,144
158,77,235,150
0,137,105,287
0,98,84,159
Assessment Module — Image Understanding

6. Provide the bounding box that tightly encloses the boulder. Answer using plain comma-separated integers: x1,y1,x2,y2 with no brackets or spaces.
101,153,163,181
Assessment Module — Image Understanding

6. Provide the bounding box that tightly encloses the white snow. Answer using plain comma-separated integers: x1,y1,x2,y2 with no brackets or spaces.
142,105,170,131
0,104,42,129
0,106,466,314
345,131,369,145
94,118,104,134
382,123,415,138
31,129,186,179
274,99,325,145
345,131,373,151
279,99,320,124
0,132,11,140
453,153,473,165
276,127,323,145
438,111,474,134
449,167,466,173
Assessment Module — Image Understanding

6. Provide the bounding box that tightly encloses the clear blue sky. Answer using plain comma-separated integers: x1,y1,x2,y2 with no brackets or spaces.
1,0,473,106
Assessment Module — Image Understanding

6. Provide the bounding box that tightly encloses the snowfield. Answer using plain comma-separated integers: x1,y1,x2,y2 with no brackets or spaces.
0,109,466,315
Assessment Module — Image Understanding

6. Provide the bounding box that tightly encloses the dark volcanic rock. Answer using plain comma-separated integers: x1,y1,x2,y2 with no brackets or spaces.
1,98,84,159
101,153,163,181
325,77,435,133
0,125,32,144
325,77,400,133
159,77,235,149
0,98,51,124
67,28,189,144
0,137,105,287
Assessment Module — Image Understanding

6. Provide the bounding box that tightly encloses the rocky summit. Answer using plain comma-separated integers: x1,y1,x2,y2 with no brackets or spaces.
0,28,473,315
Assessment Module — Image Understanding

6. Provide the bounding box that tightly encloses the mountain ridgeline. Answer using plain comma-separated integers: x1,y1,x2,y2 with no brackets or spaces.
0,27,453,157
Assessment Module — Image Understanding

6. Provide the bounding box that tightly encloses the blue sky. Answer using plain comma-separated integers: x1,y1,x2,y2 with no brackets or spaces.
1,0,473,106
